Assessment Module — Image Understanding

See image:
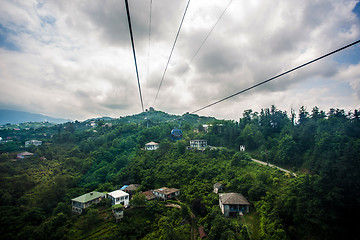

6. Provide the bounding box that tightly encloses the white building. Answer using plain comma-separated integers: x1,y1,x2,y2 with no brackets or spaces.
190,140,208,148
239,145,245,151
25,140,42,147
145,141,159,150
213,182,225,194
108,190,129,206
202,124,211,133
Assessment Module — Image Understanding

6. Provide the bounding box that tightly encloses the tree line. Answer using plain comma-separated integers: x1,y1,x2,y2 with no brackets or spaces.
0,106,359,239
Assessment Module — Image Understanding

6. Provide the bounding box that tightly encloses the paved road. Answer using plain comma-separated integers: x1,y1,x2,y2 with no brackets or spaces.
251,158,297,177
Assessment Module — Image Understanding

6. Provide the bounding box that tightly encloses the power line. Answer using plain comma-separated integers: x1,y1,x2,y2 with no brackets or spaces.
125,0,144,112
153,0,191,107
181,0,233,77
190,39,360,114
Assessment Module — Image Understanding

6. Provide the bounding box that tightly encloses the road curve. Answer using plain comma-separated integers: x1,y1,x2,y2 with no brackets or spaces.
250,158,297,177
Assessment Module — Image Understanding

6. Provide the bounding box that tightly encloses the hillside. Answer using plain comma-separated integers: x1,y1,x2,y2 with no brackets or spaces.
0,106,359,239
117,110,216,126
0,109,71,124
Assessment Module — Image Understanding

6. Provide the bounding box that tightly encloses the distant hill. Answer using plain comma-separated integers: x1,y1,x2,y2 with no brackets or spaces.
117,110,216,126
84,116,115,122
0,109,71,124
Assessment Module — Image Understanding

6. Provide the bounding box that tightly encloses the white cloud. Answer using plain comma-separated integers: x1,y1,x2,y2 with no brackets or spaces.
0,0,359,120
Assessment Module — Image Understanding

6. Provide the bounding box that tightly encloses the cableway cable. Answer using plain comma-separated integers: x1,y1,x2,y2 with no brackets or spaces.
125,0,144,112
146,0,153,109
181,0,233,77
153,0,191,107
190,39,360,114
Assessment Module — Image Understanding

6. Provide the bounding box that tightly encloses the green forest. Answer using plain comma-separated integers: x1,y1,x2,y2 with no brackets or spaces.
0,107,359,240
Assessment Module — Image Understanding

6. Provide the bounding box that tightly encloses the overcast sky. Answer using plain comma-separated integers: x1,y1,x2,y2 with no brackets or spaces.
0,0,359,121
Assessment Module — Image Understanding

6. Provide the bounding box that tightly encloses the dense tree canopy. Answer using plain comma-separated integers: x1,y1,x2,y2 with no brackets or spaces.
0,107,359,239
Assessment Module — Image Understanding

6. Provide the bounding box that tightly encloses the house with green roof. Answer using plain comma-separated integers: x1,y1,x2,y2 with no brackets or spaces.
71,191,106,214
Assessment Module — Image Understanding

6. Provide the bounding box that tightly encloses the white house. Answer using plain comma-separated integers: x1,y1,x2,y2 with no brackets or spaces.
152,187,180,200
190,140,208,149
25,140,42,147
145,142,159,150
108,190,129,206
202,124,211,133
219,193,250,217
71,191,106,214
239,145,245,151
213,182,225,194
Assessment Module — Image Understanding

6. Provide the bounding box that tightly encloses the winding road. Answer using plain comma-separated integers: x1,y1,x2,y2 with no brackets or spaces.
250,158,297,177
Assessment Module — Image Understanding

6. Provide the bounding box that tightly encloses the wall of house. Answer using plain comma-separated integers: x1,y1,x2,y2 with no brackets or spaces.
219,199,225,215
110,195,129,206
146,144,159,150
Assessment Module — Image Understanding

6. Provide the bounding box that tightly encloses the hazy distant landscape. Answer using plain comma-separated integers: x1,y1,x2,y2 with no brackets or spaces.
0,109,71,125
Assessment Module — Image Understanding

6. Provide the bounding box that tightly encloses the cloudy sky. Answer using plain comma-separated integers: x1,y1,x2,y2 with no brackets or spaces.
0,0,359,121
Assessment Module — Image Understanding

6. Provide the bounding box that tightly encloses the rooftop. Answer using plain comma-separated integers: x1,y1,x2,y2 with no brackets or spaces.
142,190,156,200
153,187,180,195
214,182,224,188
112,204,124,209
17,151,34,156
219,193,250,205
198,226,208,239
108,190,129,199
71,191,105,203
124,184,140,191
145,141,159,145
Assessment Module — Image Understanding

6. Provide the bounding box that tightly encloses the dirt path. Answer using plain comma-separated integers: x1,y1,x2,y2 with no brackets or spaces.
165,203,197,239
190,212,197,240
165,203,181,209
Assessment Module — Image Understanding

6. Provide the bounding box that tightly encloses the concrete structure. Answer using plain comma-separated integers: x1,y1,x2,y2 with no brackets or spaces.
190,140,208,148
112,204,124,222
219,193,250,217
71,191,106,214
202,124,211,133
152,187,180,200
213,182,225,194
108,190,129,206
240,145,245,151
145,141,159,150
25,140,42,147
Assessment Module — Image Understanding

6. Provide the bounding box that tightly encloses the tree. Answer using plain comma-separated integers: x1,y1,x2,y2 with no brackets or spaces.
240,124,263,150
298,106,309,126
82,208,100,230
276,134,297,165
131,192,146,207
